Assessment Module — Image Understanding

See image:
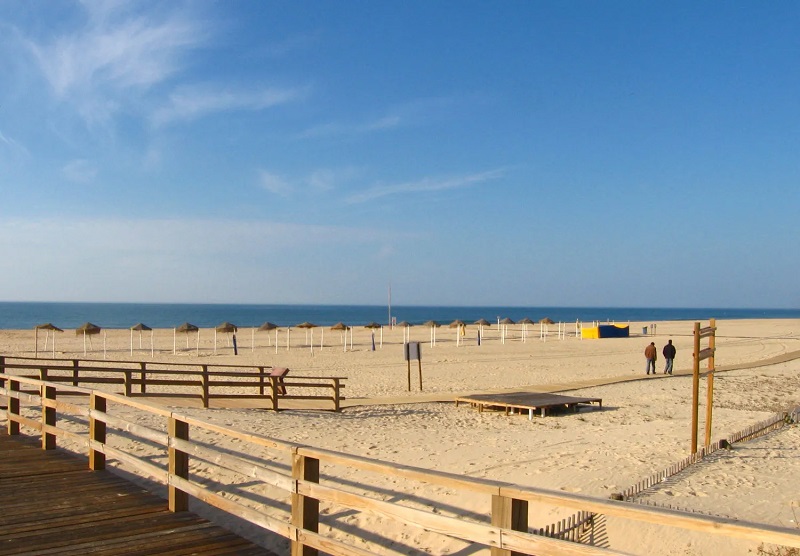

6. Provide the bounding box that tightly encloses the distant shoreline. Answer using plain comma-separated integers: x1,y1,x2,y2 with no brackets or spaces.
0,301,798,330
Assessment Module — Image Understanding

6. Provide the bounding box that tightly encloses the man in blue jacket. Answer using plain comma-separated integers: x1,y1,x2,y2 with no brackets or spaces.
663,339,676,375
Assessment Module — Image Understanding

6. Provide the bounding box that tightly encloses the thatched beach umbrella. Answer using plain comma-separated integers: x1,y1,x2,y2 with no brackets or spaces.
449,319,467,346
423,320,440,347
214,322,237,352
296,322,319,352
518,317,535,342
473,318,490,343
499,317,515,344
76,322,101,355
258,322,279,352
174,322,200,354
130,323,153,356
539,317,555,341
35,323,63,358
331,322,350,350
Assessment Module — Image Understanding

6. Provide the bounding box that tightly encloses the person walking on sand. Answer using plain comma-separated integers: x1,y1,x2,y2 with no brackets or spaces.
644,342,657,375
663,339,676,375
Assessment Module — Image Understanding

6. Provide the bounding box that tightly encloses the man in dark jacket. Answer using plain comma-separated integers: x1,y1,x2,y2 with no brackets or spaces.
644,342,657,375
663,339,676,375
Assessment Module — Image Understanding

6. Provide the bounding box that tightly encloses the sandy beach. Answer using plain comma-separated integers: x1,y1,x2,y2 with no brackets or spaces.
2,318,799,554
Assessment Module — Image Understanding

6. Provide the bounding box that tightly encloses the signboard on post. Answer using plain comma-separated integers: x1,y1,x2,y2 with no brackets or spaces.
404,341,423,391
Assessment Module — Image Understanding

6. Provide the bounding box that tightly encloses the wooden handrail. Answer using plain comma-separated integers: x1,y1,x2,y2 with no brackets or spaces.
0,356,345,411
2,373,799,555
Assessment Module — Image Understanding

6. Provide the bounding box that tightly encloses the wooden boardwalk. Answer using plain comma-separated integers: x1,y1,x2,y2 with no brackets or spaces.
0,436,272,556
455,392,603,418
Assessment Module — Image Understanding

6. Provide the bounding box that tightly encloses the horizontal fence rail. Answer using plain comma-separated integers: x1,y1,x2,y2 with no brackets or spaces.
0,355,345,411
2,373,800,555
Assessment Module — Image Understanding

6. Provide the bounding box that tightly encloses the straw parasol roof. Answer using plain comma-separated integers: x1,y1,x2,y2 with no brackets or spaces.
423,320,440,328
518,317,535,325
449,319,466,328
499,317,515,325
296,322,317,329
130,323,152,331
330,322,348,331
258,322,278,331
540,317,555,325
36,323,63,332
474,318,490,326
76,322,101,335
396,321,412,327
364,322,382,329
215,322,237,333
176,322,199,333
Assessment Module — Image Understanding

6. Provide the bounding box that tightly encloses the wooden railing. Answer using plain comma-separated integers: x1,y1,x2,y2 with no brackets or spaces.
2,374,799,556
0,356,345,411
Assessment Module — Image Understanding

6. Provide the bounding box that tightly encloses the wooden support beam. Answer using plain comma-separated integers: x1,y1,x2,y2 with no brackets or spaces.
42,385,56,450
491,494,529,556
169,416,189,512
292,450,320,556
89,392,106,470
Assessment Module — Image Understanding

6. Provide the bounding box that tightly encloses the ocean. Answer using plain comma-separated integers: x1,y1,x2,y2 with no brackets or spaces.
0,302,797,330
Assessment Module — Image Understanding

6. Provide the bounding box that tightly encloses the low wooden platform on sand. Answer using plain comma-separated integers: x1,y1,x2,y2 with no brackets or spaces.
0,435,272,556
455,391,603,418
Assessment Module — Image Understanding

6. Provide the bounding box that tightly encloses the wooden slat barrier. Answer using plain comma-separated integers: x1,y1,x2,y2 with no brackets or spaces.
618,406,800,503
3,373,799,555
0,355,345,411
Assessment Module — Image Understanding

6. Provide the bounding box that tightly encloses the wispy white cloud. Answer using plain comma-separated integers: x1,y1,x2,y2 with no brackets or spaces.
296,114,402,139
258,166,363,196
258,170,293,196
346,168,506,204
152,85,307,127
0,130,31,160
22,2,207,127
306,167,363,191
62,159,98,183
30,6,204,97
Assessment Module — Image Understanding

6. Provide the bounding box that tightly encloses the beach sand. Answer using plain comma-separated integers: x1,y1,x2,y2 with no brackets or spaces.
2,318,799,554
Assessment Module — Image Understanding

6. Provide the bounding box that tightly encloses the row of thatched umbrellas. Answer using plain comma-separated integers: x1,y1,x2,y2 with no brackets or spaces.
33,317,557,356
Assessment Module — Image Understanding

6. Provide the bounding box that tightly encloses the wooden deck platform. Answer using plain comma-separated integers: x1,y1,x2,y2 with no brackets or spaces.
0,435,273,556
455,391,603,418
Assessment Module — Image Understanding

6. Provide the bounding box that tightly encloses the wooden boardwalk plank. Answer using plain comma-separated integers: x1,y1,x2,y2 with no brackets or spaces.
0,435,275,556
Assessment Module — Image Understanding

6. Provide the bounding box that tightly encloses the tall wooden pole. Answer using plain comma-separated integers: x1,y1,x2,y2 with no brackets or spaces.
691,322,701,454
704,318,717,447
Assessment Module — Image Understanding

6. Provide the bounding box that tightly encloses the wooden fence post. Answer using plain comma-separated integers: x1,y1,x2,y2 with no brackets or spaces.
89,392,106,470
140,362,147,394
42,385,56,450
201,365,210,408
691,322,701,454
258,367,265,396
291,449,320,556
124,370,132,397
332,378,341,412
8,379,20,435
72,359,79,387
168,416,189,512
0,355,6,388
491,493,528,556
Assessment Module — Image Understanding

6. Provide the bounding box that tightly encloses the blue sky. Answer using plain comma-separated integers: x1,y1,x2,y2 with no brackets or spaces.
1,1,798,308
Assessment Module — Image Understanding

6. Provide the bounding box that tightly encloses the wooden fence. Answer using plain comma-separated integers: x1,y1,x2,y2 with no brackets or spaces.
2,374,799,556
0,356,345,411
617,407,799,502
